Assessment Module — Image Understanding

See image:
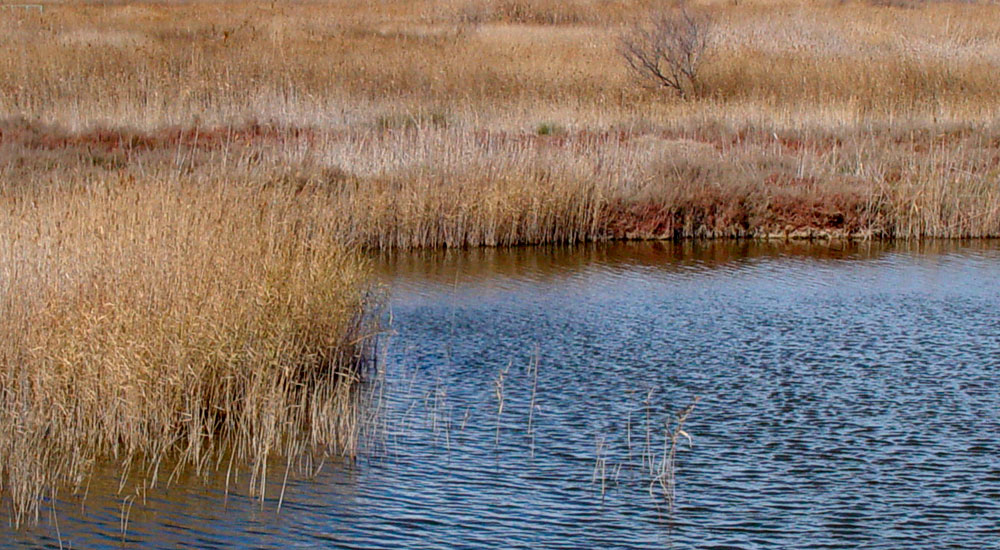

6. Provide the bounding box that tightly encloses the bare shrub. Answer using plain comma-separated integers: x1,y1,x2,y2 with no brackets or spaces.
619,8,713,100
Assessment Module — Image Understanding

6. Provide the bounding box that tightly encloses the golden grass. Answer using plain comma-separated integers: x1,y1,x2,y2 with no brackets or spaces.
0,170,378,525
4,1,1000,126
2,0,997,243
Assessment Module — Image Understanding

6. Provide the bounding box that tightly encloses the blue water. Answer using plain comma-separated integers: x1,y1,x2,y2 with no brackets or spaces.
6,241,1000,549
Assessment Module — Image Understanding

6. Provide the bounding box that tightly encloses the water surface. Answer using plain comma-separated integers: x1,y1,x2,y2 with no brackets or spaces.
6,240,1000,548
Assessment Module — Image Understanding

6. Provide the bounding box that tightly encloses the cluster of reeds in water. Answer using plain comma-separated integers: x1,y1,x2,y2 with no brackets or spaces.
385,352,701,514
0,174,379,526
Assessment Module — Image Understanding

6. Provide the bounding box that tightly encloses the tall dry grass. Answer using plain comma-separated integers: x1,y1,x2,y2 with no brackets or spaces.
4,0,1000,127
3,0,997,242
0,170,379,526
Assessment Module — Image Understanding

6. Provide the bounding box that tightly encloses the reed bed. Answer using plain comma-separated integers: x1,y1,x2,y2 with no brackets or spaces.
3,0,999,245
0,172,379,526
9,115,1000,249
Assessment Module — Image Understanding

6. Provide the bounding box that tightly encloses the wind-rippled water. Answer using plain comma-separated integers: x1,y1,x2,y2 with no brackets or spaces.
6,241,1000,549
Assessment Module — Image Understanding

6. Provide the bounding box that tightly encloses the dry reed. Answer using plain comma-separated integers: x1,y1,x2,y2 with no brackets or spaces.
650,396,700,514
0,174,379,526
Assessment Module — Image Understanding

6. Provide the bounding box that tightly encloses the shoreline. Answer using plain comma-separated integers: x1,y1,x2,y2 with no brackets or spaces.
6,117,1000,248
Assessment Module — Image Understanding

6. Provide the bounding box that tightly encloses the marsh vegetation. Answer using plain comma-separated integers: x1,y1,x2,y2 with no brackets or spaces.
2,0,1000,529
0,169,380,525
4,0,1000,248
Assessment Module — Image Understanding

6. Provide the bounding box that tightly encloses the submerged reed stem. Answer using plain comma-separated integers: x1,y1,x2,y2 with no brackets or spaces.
650,396,701,514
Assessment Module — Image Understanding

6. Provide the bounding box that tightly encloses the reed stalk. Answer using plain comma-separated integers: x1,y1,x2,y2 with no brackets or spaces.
650,396,700,514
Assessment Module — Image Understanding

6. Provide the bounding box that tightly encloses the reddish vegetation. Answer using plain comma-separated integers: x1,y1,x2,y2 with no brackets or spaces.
603,187,875,240
761,191,873,235
603,197,753,240
0,118,318,153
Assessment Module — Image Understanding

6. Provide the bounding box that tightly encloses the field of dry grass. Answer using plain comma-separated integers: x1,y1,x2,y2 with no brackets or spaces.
3,0,1000,525
0,152,379,525
4,0,1000,244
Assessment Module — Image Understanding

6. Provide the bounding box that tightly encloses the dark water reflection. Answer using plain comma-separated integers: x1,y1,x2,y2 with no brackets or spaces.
6,240,1000,548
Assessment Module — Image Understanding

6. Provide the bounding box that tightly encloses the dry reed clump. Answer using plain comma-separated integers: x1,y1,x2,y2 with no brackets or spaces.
0,177,379,526
332,161,607,249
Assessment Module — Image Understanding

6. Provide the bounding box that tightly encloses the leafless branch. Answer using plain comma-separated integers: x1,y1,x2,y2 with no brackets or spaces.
619,8,713,100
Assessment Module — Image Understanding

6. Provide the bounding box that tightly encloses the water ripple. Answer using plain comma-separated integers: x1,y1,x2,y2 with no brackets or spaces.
6,241,1000,549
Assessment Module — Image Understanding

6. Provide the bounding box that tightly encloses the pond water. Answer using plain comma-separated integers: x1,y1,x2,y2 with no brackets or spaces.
5,241,1000,549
